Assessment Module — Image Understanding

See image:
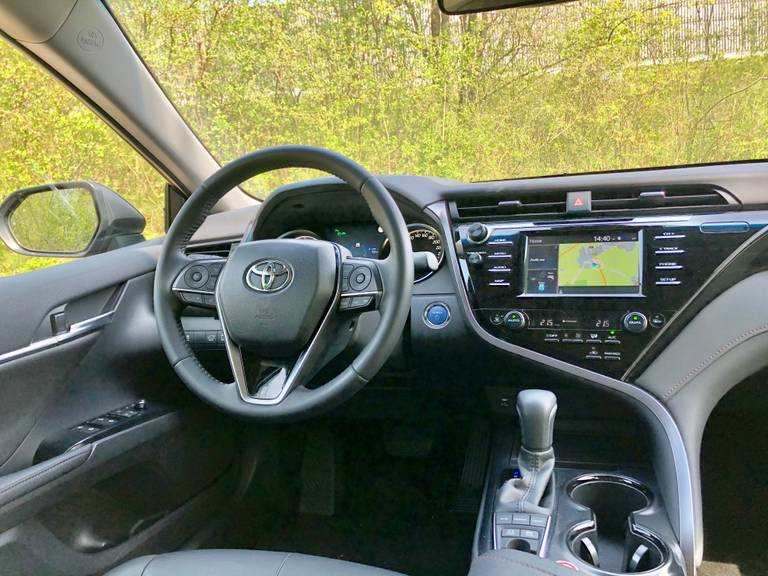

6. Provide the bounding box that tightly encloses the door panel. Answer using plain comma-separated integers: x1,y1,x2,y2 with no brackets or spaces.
0,241,237,575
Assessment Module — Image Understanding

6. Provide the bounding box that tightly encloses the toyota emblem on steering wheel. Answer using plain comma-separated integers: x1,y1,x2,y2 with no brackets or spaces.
246,259,294,293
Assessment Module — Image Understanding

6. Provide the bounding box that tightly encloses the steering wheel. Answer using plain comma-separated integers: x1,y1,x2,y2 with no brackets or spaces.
154,146,413,421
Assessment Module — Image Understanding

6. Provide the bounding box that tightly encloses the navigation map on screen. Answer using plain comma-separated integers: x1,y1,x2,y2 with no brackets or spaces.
523,232,642,296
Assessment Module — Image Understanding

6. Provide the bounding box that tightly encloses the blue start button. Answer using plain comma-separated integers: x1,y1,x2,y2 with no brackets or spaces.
424,302,451,328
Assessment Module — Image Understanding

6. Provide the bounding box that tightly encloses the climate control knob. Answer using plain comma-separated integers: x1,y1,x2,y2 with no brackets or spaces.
467,223,489,244
504,310,527,331
623,312,648,333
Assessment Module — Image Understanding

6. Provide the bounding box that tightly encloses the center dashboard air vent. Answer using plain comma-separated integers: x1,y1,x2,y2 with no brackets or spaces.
451,186,737,222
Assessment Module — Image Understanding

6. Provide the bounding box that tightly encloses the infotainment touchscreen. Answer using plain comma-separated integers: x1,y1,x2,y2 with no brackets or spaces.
522,231,642,296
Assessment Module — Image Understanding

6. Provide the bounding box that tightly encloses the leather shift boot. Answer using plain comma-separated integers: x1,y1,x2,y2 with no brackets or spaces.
496,446,554,515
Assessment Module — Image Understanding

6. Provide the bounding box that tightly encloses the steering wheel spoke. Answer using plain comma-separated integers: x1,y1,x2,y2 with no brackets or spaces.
171,257,227,308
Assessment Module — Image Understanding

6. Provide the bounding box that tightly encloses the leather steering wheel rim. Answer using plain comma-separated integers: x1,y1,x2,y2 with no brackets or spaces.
154,145,413,421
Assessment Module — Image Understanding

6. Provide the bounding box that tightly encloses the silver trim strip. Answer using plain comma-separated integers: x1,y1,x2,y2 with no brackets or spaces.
0,310,115,366
428,200,697,576
463,215,693,236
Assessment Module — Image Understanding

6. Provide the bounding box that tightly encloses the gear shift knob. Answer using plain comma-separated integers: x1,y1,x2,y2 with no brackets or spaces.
517,389,557,452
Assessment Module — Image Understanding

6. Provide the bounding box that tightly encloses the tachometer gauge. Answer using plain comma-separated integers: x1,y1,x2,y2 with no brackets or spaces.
278,229,320,241
381,223,444,282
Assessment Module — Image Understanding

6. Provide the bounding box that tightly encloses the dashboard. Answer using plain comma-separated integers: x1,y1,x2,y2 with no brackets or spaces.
236,170,768,384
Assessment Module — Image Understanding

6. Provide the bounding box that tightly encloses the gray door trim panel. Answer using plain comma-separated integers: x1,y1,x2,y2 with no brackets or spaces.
0,241,160,356
428,200,697,576
0,310,115,367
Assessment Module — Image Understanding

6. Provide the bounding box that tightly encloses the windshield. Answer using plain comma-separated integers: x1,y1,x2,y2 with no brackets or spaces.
111,0,768,198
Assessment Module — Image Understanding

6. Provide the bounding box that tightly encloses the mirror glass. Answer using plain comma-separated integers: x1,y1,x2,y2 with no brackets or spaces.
9,187,98,254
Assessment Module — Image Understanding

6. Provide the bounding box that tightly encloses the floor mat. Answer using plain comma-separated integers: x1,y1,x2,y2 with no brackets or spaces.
699,406,768,576
221,420,479,576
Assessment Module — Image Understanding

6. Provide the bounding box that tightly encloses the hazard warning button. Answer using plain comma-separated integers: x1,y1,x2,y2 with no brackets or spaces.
566,190,592,214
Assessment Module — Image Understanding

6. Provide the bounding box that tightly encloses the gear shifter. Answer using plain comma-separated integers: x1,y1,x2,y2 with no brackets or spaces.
497,389,557,514
518,389,557,453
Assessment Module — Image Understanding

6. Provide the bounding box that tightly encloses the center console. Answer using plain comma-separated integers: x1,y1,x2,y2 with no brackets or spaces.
454,213,758,377
480,389,684,576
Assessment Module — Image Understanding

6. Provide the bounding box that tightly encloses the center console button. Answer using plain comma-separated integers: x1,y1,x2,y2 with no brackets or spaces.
530,515,548,527
650,312,666,328
496,513,513,525
623,312,648,333
504,311,527,331
467,252,483,268
511,513,530,525
489,311,505,325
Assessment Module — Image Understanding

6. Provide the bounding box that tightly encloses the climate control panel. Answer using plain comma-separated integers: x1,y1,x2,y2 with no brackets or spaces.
477,308,671,376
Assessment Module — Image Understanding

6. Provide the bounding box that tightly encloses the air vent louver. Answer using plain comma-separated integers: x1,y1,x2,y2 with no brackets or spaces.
186,241,237,259
452,186,734,222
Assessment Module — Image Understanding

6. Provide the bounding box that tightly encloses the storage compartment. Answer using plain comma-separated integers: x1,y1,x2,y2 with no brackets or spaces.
566,475,667,574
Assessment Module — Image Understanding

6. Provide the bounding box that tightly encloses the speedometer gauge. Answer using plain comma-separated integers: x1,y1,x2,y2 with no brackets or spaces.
381,224,444,282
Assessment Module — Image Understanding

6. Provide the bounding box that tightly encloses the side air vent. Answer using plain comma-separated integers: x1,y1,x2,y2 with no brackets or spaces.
186,241,237,259
451,186,735,222
590,187,733,212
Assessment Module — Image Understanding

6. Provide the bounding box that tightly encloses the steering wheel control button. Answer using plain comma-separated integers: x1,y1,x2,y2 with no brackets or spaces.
467,223,489,244
650,313,666,329
181,292,204,305
424,302,451,329
184,266,209,289
349,266,373,291
351,296,373,308
623,312,648,333
504,310,527,331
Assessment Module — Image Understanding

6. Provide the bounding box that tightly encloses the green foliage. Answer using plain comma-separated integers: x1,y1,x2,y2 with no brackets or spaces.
1,0,767,277
109,0,768,190
0,38,165,275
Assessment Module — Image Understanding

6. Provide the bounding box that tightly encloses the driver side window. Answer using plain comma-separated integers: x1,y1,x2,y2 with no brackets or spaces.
0,37,166,277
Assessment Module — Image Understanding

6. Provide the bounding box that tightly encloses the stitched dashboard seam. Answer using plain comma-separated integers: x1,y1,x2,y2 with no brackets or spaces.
139,555,157,576
275,553,293,575
663,321,768,400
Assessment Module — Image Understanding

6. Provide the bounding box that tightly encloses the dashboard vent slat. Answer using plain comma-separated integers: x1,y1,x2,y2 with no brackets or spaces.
452,186,734,222
186,241,237,259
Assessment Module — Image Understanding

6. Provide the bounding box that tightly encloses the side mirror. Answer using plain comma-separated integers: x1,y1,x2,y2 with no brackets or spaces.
0,181,145,258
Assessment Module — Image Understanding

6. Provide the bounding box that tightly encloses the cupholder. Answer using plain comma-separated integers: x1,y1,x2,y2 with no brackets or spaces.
566,475,667,574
